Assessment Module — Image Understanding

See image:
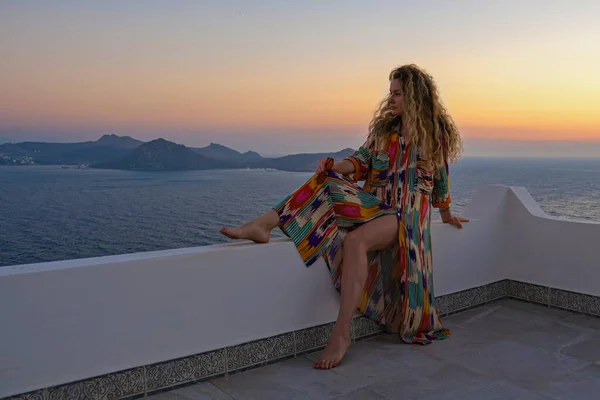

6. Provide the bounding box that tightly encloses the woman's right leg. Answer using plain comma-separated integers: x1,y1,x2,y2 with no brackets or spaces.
221,169,393,256
220,171,315,243
220,169,332,247
221,170,395,369
219,181,301,243
220,209,280,243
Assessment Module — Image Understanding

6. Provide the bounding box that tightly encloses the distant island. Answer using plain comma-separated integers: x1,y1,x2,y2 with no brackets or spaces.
0,134,355,172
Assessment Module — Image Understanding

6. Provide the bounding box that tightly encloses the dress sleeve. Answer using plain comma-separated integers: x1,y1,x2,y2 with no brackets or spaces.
344,135,375,182
432,148,451,208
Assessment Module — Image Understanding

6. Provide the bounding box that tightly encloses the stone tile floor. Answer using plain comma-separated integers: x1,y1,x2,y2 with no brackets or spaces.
149,299,600,399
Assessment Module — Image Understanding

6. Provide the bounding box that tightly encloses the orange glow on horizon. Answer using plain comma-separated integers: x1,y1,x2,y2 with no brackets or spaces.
2,15,599,144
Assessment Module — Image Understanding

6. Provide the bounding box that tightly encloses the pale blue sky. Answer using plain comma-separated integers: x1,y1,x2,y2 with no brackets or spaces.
1,0,599,156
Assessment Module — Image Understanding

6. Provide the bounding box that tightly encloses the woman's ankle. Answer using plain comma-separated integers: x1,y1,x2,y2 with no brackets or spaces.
332,322,352,340
262,209,281,230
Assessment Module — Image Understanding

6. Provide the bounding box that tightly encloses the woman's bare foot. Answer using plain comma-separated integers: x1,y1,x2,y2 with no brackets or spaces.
220,222,271,243
220,210,280,244
313,332,351,370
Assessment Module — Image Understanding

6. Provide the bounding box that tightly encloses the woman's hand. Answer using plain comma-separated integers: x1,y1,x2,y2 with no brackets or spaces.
440,207,469,229
442,215,469,229
316,158,329,173
316,158,355,175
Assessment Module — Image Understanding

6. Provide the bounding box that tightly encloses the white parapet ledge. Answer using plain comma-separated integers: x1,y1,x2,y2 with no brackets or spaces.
1,184,599,399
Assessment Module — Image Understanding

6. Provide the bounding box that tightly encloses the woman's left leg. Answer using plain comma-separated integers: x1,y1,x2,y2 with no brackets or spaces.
314,213,398,370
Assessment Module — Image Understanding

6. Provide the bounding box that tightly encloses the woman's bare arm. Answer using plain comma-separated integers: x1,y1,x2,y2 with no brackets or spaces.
332,159,355,175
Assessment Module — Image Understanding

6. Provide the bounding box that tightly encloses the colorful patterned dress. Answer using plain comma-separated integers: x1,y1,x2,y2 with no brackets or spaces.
273,121,451,345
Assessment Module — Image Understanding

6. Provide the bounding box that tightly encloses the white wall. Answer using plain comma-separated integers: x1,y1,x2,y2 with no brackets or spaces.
1,184,598,398
431,184,510,295
504,187,600,296
0,241,341,398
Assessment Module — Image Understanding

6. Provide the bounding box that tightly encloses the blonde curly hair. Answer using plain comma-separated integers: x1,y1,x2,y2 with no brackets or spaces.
369,64,463,166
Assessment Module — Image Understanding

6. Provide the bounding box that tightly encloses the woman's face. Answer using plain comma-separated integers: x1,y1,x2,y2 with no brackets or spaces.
388,79,404,116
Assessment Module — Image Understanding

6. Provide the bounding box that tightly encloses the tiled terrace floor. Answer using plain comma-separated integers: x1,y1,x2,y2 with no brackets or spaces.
150,299,600,399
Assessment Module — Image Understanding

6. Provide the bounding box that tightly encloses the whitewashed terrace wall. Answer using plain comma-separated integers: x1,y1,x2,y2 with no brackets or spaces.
1,184,599,398
504,187,600,296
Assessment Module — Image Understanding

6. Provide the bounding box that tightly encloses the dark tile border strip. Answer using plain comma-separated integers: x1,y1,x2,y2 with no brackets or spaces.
6,279,600,400
434,279,510,317
507,280,550,305
549,287,600,316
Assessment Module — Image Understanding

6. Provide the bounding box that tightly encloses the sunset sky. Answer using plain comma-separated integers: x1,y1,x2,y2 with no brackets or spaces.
1,0,599,156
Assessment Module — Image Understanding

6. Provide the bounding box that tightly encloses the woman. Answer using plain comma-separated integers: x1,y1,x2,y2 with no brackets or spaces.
220,64,468,370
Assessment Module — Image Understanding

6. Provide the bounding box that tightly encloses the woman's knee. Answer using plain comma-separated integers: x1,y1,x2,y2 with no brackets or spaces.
343,215,397,255
343,230,366,255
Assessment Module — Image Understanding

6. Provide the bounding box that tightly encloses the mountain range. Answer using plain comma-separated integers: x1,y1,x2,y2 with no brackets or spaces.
0,134,356,172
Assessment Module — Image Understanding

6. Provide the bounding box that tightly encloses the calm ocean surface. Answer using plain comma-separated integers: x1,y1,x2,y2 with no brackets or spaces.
1,158,599,267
